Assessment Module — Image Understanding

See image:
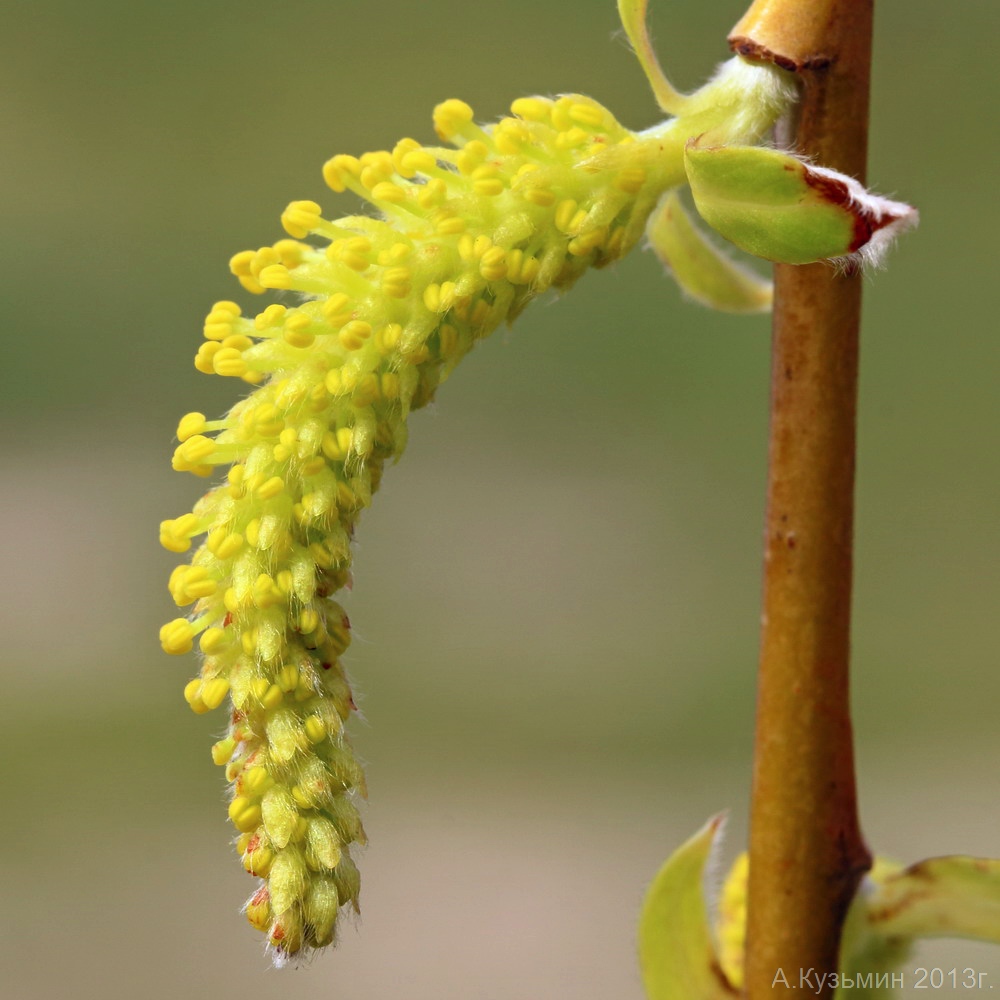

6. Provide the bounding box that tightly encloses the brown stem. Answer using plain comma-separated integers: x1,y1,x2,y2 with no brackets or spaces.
730,2,875,996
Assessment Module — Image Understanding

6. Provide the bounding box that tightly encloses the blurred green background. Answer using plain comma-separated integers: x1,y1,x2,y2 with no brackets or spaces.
2,1,997,996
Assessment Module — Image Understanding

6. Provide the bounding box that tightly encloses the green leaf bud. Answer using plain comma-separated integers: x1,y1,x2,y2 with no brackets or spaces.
684,142,918,266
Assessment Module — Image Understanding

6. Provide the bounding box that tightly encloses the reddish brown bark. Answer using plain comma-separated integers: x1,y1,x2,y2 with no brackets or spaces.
730,2,875,996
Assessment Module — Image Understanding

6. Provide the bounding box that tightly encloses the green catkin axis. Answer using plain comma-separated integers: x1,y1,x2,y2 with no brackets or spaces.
159,57,793,961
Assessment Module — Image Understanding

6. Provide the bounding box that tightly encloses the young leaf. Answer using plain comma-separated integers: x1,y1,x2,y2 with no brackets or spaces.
684,142,917,266
638,815,736,1000
647,191,772,313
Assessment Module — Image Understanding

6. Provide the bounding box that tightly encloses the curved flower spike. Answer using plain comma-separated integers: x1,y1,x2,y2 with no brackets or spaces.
161,0,913,963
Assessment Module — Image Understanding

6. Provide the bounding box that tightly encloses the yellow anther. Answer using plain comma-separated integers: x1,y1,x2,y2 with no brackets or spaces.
322,153,361,192
200,677,230,710
335,482,357,510
281,199,322,239
248,246,280,278
479,246,508,281
252,573,283,609
229,250,256,277
391,137,421,175
569,101,607,128
243,843,274,877
434,214,467,236
324,368,343,396
176,412,207,442
223,588,240,614
309,540,333,569
245,885,272,931
417,177,448,209
211,736,237,766
272,665,298,694
254,303,287,330
321,291,353,327
380,265,412,298
423,281,457,313
351,373,380,408
568,226,609,256
433,98,474,140
242,765,271,796
375,323,402,355
371,181,406,204
283,312,314,348
328,237,372,272
256,476,285,501
522,186,556,208
159,514,201,553
321,427,354,461
456,142,487,175
359,151,394,186
400,149,437,176
210,299,241,318
298,608,320,635
240,628,258,655
228,796,262,833
511,96,552,121
203,309,236,340
260,684,284,709
520,255,541,284
457,233,475,260
471,164,505,197
301,456,325,476
199,627,229,655
274,239,308,268
256,263,292,290
304,715,328,744
381,371,401,400
212,347,248,377
194,340,222,374
248,677,270,701
161,618,195,655
554,126,590,150
174,434,216,466
550,96,575,131
245,887,272,931
494,118,530,155
273,443,291,463
555,199,580,234
183,678,202,706
616,166,647,194
338,320,372,351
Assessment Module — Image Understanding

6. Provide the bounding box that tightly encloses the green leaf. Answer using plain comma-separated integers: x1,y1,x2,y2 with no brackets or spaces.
647,191,772,313
684,143,855,263
638,815,736,1000
870,855,1000,942
684,142,916,266
617,0,689,115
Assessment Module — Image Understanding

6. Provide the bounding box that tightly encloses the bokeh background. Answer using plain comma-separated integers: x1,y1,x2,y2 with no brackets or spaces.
2,1,997,996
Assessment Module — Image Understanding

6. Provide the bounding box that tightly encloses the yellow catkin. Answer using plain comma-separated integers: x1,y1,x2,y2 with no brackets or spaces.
161,30,798,959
